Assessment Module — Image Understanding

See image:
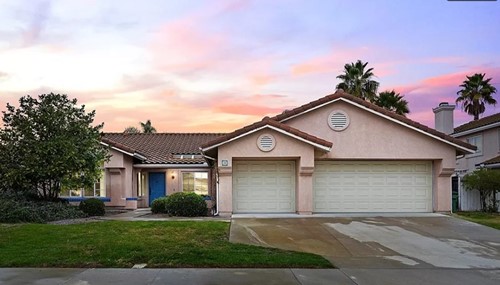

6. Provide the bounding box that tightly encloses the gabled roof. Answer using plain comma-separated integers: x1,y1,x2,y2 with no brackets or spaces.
453,113,500,135
201,117,333,151
269,90,476,154
102,133,225,164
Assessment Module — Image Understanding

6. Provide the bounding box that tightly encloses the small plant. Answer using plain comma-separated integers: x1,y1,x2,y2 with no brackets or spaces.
79,198,105,216
151,197,169,214
165,192,208,217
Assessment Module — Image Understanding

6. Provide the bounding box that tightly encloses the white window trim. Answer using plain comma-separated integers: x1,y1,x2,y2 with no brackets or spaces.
466,134,483,158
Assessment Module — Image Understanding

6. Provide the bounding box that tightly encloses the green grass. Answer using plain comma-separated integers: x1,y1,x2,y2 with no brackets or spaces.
455,212,500,230
0,221,332,268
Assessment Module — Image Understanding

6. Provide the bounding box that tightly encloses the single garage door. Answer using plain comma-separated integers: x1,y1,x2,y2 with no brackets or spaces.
233,160,295,213
314,161,432,213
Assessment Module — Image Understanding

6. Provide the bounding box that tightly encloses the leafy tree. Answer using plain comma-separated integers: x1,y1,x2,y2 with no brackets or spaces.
0,93,109,200
123,126,140,134
140,119,157,133
374,90,410,116
336,60,379,102
461,168,500,212
456,73,497,121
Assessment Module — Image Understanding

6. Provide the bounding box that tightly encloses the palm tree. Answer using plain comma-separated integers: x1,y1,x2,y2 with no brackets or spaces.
123,126,140,134
456,73,497,120
140,119,157,133
336,60,379,102
375,90,410,116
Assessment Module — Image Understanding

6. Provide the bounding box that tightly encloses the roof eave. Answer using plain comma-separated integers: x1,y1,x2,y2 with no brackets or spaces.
277,96,476,154
201,124,332,152
452,121,500,137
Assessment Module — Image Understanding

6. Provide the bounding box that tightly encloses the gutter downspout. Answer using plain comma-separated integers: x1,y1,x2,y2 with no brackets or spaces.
200,148,219,216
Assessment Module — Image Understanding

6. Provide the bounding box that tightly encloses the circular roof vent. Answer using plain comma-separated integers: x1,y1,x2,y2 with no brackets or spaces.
257,134,276,152
328,110,350,131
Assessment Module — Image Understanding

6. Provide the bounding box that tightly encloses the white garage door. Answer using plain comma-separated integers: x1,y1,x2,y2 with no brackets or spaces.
314,161,432,213
233,161,295,213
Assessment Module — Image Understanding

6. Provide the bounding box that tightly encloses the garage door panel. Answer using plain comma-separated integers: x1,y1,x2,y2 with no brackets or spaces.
233,161,295,213
314,161,432,213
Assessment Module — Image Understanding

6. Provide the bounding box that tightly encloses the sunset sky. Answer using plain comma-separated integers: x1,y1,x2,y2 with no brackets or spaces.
1,0,499,132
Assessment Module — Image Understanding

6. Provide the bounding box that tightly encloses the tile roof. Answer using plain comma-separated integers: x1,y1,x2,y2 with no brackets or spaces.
102,133,225,164
453,113,500,134
201,117,333,150
269,90,476,152
482,155,500,165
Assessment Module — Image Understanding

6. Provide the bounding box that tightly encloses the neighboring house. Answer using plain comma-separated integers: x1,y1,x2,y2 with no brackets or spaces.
201,90,475,215
64,90,476,214
434,105,500,211
62,133,224,209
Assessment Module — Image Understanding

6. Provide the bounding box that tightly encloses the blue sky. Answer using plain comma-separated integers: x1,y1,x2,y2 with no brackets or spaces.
0,0,499,131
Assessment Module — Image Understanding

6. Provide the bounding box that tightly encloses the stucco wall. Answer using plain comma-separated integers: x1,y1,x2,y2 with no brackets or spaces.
216,100,459,214
217,128,316,215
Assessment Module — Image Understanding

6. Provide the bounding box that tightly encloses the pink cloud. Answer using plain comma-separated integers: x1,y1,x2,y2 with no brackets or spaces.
389,66,500,128
291,47,372,76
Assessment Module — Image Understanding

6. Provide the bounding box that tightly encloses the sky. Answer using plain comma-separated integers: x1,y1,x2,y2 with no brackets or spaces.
0,0,499,133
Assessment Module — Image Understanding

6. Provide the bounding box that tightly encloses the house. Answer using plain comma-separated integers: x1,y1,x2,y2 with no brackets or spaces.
64,90,476,215
201,90,475,215
434,104,500,211
62,133,224,209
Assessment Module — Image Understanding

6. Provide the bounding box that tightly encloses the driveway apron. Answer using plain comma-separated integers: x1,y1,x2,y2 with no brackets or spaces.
229,216,500,269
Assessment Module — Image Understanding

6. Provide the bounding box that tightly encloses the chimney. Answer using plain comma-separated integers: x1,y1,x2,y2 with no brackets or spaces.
433,102,455,134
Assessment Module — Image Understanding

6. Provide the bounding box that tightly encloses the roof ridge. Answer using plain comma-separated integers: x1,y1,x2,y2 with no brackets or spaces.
454,112,500,131
103,132,227,135
203,90,475,152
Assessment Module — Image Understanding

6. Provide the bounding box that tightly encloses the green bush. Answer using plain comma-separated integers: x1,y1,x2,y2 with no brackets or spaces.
0,198,86,223
151,197,169,214
79,198,105,216
165,192,207,217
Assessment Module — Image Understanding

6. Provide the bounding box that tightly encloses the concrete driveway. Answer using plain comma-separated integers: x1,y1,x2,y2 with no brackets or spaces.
230,215,500,269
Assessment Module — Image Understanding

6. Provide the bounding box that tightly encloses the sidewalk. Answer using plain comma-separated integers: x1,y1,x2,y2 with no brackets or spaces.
1,268,499,285
100,209,230,222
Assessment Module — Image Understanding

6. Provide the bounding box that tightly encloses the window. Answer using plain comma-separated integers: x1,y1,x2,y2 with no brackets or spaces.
137,172,147,197
182,172,208,195
60,171,106,197
466,135,483,156
172,153,204,159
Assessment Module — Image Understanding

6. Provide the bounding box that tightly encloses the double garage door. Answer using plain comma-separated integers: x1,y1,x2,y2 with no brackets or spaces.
232,160,432,213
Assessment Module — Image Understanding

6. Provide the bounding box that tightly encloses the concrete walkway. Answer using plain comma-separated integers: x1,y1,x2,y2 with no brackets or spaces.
1,268,500,285
100,209,231,222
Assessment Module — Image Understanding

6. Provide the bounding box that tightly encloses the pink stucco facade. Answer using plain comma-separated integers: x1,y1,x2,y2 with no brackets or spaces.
214,99,461,215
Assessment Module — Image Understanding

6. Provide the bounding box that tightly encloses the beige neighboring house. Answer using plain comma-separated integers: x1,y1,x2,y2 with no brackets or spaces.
202,90,475,216
434,104,500,211
63,90,476,215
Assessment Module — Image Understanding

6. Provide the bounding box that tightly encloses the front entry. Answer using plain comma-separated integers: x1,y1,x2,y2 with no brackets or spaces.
149,172,166,206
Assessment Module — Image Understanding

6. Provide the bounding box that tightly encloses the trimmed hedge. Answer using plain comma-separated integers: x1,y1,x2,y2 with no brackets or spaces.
0,198,87,223
79,198,105,216
165,192,207,217
151,197,169,214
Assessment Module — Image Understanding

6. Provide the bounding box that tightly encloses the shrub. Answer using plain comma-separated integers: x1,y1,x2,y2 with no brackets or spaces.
165,192,208,217
0,198,86,223
79,198,105,216
462,169,500,212
151,197,169,214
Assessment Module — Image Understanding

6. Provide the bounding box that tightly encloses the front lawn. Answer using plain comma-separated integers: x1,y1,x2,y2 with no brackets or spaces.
455,212,500,230
0,221,332,268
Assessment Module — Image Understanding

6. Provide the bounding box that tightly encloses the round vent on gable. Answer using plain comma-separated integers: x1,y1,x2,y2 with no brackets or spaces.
328,110,350,131
257,134,276,152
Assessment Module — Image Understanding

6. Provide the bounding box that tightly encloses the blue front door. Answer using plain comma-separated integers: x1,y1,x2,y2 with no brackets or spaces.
149,172,166,206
